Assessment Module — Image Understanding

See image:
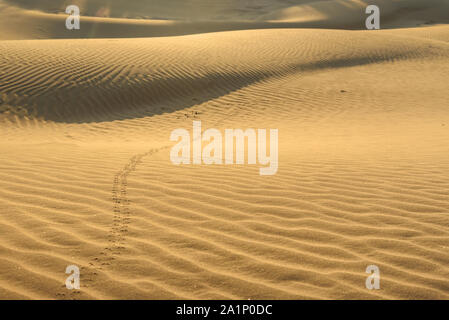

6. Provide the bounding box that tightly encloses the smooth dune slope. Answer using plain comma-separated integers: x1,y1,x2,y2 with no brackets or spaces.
1,23,449,299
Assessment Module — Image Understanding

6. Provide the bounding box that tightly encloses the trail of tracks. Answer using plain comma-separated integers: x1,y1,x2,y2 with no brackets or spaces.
67,147,168,298
110,151,153,254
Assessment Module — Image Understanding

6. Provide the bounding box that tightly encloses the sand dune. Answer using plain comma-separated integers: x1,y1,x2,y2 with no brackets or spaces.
1,0,449,40
1,0,449,300
2,28,447,123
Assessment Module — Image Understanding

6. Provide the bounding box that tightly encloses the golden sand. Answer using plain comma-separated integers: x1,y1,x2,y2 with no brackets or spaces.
1,0,449,299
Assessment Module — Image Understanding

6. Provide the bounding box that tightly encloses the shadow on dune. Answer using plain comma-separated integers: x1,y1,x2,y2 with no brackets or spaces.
0,51,419,124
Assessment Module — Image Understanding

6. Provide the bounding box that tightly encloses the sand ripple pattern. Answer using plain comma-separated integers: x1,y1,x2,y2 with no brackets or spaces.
0,28,449,299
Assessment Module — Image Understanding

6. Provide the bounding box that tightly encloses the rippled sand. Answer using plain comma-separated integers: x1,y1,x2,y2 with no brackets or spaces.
1,0,449,299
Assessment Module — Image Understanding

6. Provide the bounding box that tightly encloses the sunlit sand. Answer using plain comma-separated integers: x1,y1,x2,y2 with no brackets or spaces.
1,0,449,299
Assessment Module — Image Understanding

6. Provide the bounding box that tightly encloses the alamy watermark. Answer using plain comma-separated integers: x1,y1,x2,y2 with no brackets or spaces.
66,5,80,30
366,5,380,30
365,265,380,290
65,265,80,290
170,121,278,175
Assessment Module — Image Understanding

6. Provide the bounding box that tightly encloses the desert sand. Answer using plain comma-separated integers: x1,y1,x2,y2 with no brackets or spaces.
1,0,449,299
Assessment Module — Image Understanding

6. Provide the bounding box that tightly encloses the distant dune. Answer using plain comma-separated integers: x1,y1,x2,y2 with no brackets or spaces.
1,0,449,300
1,0,449,40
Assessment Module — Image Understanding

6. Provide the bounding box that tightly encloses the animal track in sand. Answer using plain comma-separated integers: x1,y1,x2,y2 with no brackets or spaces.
56,147,169,298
